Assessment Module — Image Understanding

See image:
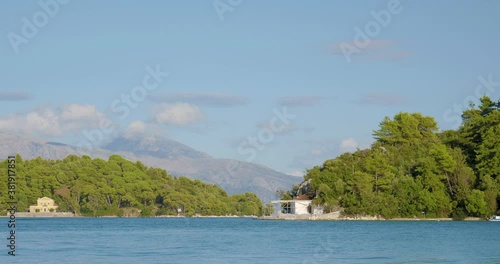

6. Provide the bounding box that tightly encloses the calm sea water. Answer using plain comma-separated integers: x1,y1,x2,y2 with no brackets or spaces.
1,218,499,264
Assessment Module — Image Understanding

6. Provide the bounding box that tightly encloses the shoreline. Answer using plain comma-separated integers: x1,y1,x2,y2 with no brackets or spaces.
257,217,485,221
0,213,486,221
0,214,258,219
257,213,486,221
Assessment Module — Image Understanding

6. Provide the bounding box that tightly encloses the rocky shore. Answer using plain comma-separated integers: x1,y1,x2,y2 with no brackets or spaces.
11,212,75,218
258,212,382,221
258,212,485,221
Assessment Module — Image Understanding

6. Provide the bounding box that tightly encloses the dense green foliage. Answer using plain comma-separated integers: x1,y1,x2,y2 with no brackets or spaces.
0,155,263,217
285,96,500,219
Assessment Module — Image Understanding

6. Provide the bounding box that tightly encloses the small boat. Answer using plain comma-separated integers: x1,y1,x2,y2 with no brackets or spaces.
489,216,500,222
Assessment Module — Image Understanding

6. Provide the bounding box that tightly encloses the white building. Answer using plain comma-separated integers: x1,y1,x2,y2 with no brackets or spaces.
271,179,326,216
271,197,323,215
288,200,312,215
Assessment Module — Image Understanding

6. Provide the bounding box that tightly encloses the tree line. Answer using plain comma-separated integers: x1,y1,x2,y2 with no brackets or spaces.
0,154,264,217
284,96,500,219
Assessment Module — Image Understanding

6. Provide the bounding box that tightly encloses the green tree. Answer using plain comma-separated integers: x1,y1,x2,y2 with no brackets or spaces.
465,190,489,217
290,103,500,219
263,203,274,216
0,155,263,217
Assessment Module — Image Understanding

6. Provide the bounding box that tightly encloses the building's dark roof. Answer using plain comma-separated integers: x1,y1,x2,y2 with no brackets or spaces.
294,194,313,200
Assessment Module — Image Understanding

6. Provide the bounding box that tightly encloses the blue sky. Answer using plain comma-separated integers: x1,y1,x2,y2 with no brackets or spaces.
1,0,499,176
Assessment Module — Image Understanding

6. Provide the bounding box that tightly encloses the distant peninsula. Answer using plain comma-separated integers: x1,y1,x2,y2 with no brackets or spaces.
0,154,266,217
278,96,500,220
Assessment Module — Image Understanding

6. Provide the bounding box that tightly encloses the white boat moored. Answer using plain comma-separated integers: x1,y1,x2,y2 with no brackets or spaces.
489,216,500,222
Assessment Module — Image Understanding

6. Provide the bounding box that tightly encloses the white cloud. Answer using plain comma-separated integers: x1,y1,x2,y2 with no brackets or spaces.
287,170,304,177
0,104,108,137
357,93,406,106
154,103,203,126
122,120,164,139
124,120,147,138
309,146,329,156
256,120,297,135
26,108,61,135
59,104,108,132
331,39,413,63
289,139,338,169
340,138,358,153
278,96,321,107
60,104,103,121
149,92,248,107
0,91,33,101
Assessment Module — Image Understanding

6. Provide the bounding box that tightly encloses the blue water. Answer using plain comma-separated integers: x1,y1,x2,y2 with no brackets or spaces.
1,218,499,264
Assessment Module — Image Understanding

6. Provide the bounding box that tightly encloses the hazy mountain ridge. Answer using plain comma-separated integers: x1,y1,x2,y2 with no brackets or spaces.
0,132,111,160
103,136,211,159
0,132,298,202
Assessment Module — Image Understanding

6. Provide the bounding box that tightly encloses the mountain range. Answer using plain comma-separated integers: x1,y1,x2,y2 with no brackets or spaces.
0,132,300,202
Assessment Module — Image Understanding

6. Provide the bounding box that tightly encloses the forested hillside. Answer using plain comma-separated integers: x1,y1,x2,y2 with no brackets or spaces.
0,132,297,203
0,155,263,217
285,96,500,219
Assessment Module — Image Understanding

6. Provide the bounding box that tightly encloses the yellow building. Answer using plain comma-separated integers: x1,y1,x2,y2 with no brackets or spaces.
29,197,58,213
